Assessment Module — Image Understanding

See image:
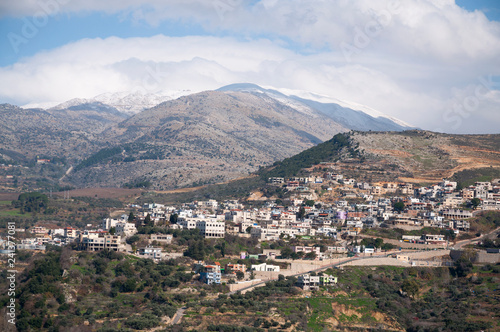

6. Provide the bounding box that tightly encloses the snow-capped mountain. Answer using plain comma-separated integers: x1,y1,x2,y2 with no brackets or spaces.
218,83,413,131
23,89,193,115
22,83,412,132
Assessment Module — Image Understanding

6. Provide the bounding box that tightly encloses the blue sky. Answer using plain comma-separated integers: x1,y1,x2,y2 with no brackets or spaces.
0,0,499,134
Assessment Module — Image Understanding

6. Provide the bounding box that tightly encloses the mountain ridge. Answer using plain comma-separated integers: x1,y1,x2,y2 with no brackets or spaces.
1,85,414,191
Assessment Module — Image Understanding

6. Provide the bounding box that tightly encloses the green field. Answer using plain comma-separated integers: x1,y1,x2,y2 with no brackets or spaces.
0,209,29,217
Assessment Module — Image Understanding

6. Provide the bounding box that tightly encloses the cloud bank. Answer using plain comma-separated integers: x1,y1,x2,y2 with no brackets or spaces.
0,0,499,134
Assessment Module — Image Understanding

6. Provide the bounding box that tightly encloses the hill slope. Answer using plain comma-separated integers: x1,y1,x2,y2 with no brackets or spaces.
67,90,347,189
148,130,500,203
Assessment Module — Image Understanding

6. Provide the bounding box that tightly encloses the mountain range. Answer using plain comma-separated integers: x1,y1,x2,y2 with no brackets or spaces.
0,84,412,190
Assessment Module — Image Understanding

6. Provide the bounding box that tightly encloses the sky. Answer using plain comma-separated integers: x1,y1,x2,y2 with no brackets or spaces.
0,0,499,134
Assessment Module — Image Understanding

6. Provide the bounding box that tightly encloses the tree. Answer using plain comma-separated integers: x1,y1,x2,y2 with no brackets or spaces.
13,192,48,213
304,252,317,260
128,211,135,222
393,201,405,213
280,247,293,259
305,200,315,207
144,213,153,227
126,234,140,245
169,213,178,224
220,242,226,258
297,207,306,219
401,278,419,298
185,240,206,261
109,227,116,235
454,250,476,277
236,271,245,280
469,198,481,210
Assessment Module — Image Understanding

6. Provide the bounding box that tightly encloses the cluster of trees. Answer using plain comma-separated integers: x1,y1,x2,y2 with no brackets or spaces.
5,247,199,331
280,247,317,260
12,192,48,213
352,264,498,332
261,133,355,178
359,237,396,250
123,180,152,189
74,146,122,171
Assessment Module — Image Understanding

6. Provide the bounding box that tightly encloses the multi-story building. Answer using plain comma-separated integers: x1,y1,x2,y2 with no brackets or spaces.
296,274,320,290
149,234,173,244
292,246,321,259
137,246,162,260
424,234,446,244
115,222,137,237
196,220,225,238
64,227,78,238
296,273,337,290
78,231,126,252
225,263,246,274
441,209,473,219
199,264,222,284
177,218,197,229
250,226,299,241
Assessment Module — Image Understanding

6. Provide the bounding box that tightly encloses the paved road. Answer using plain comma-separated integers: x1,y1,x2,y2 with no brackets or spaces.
452,226,500,250
169,306,187,325
59,165,73,182
228,254,395,295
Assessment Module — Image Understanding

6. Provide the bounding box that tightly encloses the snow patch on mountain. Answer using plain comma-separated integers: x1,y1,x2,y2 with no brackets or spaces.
22,89,193,115
269,87,412,128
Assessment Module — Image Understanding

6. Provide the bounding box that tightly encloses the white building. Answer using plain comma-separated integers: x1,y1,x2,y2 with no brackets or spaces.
149,234,173,244
250,226,299,241
115,222,137,237
137,246,162,260
251,263,280,272
196,220,225,238
78,232,126,252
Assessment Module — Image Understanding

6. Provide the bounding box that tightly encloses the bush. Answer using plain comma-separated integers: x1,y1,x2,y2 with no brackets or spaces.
125,312,161,330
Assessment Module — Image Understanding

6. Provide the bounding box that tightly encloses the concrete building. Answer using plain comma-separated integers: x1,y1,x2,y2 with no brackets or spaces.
137,246,162,260
115,222,137,237
225,263,246,274
64,227,78,238
292,246,321,258
250,226,299,241
199,264,222,285
441,209,473,219
149,234,173,244
296,273,337,290
296,274,320,290
196,220,225,238
251,263,280,272
78,232,126,252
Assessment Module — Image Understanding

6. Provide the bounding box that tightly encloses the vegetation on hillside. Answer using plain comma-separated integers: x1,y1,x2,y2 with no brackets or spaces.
259,133,358,178
452,167,500,190
0,247,208,331
74,146,123,171
137,176,266,204
11,192,48,213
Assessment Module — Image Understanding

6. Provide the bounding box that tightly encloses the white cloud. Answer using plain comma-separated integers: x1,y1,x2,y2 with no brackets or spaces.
1,1,500,133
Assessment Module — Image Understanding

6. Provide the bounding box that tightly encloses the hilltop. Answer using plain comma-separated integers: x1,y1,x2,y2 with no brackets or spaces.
0,84,412,191
141,130,500,204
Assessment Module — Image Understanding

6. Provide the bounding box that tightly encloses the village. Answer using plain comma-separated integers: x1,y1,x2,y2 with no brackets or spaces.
2,166,500,290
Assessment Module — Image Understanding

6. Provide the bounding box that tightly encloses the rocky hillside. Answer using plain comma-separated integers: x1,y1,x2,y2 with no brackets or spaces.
67,90,347,189
1,85,415,190
352,131,500,183
0,103,126,162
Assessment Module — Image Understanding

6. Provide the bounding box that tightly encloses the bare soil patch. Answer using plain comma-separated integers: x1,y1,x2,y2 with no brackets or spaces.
0,192,20,201
53,187,143,199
